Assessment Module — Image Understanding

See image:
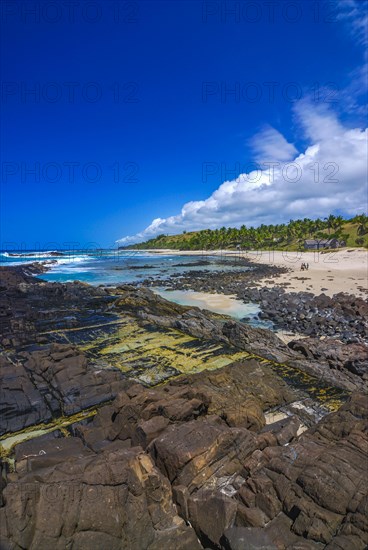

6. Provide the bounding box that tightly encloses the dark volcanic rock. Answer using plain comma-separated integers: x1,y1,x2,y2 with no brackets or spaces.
0,443,201,550
0,356,52,435
288,337,368,379
80,359,297,455
15,434,93,475
149,417,257,490
232,393,368,549
115,287,295,363
167,359,295,428
222,514,324,549
260,415,301,447
0,264,116,349
1,264,367,549
114,286,365,392
189,489,238,547
0,344,126,435
23,344,125,415
139,262,368,344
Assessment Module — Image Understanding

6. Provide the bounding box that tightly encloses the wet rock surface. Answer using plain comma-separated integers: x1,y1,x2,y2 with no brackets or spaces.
0,355,53,435
0,264,367,549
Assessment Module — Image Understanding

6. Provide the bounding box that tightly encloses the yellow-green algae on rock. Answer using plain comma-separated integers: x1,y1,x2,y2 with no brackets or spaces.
253,356,348,412
1,309,349,459
79,316,348,409
80,316,248,384
0,407,98,458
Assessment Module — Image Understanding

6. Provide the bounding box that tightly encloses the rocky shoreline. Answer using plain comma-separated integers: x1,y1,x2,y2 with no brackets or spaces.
140,260,368,344
0,263,367,549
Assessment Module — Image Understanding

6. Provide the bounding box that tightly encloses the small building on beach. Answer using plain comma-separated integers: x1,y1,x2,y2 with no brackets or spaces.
304,238,345,250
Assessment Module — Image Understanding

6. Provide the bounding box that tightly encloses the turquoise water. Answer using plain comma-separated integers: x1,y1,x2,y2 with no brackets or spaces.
0,249,249,285
0,249,270,327
154,288,263,321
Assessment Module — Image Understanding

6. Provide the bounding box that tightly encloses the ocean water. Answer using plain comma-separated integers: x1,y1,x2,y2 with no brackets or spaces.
0,249,271,327
0,249,251,283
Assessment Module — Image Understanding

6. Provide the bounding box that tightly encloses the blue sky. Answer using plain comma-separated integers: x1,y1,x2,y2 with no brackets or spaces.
1,0,367,248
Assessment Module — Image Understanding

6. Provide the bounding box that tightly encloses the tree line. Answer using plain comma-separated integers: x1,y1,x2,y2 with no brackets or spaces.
123,214,368,251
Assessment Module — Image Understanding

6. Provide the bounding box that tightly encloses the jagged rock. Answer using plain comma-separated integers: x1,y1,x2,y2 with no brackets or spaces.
260,415,300,446
80,359,297,459
23,344,125,416
141,265,367,344
0,344,127,435
222,526,277,549
168,360,296,429
148,417,257,492
0,356,52,436
223,513,324,548
188,490,237,547
0,264,115,349
132,416,170,448
1,264,367,549
113,287,365,391
232,393,368,548
15,434,93,475
0,443,201,550
288,337,368,380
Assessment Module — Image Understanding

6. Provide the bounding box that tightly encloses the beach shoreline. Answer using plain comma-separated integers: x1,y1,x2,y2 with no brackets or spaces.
136,247,368,298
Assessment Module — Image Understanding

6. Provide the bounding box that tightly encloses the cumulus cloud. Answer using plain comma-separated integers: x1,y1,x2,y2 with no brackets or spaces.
117,103,367,245
116,1,367,246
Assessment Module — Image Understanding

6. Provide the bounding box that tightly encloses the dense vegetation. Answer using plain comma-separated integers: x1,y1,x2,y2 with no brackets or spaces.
121,214,368,251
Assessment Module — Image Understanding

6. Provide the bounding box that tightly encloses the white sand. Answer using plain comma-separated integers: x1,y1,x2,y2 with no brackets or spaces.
147,248,368,298
154,288,307,342
153,288,260,319
244,248,368,297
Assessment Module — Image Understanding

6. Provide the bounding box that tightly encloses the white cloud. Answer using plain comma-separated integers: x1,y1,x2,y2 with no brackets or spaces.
117,2,368,246
337,0,368,48
117,103,367,245
335,1,368,117
249,126,298,163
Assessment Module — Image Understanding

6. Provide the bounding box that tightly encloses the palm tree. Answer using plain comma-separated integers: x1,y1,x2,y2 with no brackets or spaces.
313,218,324,234
355,214,367,236
324,214,336,235
332,215,345,233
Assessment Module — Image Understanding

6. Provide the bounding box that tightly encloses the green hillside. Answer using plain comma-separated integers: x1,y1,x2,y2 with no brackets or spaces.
121,214,368,251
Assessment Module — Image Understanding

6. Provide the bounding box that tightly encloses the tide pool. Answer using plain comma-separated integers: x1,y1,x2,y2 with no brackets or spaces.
153,288,273,329
0,249,272,327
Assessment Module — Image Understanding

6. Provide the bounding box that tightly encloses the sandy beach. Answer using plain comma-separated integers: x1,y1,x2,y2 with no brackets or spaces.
148,248,368,298
153,288,260,318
